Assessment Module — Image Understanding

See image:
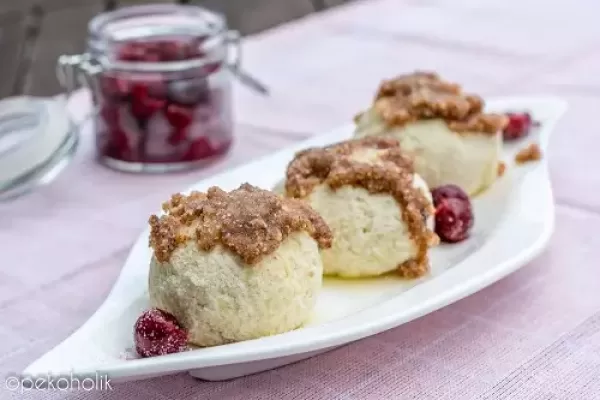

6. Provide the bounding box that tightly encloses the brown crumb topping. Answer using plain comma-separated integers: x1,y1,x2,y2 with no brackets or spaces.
372,71,508,134
515,143,542,164
149,183,332,265
285,136,438,277
497,161,506,177
397,259,429,280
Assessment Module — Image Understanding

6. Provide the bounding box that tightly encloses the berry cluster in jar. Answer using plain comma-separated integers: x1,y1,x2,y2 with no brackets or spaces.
96,37,232,165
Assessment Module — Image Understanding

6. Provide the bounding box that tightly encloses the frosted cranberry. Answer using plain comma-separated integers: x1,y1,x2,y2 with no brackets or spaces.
100,75,130,100
435,198,474,243
165,104,194,129
134,309,188,358
431,184,469,207
167,78,210,105
183,137,215,160
130,83,166,119
503,112,533,141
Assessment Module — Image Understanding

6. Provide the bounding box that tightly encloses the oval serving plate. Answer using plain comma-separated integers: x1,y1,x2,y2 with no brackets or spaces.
25,96,567,382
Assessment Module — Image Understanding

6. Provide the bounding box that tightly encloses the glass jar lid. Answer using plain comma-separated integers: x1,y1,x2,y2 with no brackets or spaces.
0,97,78,201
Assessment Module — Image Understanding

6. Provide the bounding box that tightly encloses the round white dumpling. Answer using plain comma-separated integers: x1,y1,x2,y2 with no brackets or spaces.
284,137,438,279
148,184,332,347
354,71,507,196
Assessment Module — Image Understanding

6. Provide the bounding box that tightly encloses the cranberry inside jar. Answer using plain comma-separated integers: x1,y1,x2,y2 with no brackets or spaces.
87,5,235,172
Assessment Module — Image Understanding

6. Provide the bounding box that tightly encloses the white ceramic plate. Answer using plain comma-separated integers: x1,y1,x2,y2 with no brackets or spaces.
25,96,567,382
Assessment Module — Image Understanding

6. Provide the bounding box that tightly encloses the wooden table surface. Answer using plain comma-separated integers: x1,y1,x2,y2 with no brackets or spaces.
2,0,600,398
0,0,349,98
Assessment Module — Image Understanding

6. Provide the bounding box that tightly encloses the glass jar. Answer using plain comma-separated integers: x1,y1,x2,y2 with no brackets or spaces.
58,4,241,173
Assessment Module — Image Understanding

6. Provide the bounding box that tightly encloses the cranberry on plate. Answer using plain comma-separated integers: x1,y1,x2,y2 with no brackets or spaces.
431,185,474,243
503,112,537,141
134,308,188,358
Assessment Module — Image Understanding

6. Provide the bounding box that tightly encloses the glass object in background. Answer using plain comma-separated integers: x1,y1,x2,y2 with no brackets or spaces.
0,97,77,201
59,5,244,173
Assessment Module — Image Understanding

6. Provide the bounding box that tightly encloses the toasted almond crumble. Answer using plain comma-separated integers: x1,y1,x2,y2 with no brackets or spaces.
285,136,438,278
515,143,542,164
148,183,332,265
371,71,508,134
497,161,507,177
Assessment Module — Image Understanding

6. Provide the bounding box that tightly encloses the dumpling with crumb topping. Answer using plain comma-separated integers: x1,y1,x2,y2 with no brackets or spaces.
148,183,332,347
354,71,507,196
283,137,438,279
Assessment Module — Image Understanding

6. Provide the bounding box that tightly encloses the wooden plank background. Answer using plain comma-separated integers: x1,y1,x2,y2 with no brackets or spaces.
0,0,351,98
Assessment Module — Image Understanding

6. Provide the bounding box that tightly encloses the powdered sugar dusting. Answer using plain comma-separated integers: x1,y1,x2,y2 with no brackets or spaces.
120,347,140,361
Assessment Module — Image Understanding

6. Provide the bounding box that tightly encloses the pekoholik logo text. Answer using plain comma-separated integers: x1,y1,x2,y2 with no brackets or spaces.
4,372,113,393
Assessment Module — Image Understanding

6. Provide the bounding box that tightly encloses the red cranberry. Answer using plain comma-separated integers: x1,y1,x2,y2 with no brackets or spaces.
109,128,129,151
134,309,188,358
166,104,194,129
100,105,120,128
100,75,130,100
117,42,148,62
183,137,215,160
168,129,187,146
503,112,533,141
156,40,189,61
431,184,469,207
435,198,474,243
117,41,167,63
167,78,210,106
143,51,162,63
104,128,138,162
103,106,143,162
138,76,167,98
130,83,166,119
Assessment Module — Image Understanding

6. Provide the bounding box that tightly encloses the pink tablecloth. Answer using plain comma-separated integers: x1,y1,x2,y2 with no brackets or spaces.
2,0,600,398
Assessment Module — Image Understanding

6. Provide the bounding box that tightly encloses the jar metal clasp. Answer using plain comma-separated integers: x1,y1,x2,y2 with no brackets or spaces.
224,30,270,95
56,53,103,96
